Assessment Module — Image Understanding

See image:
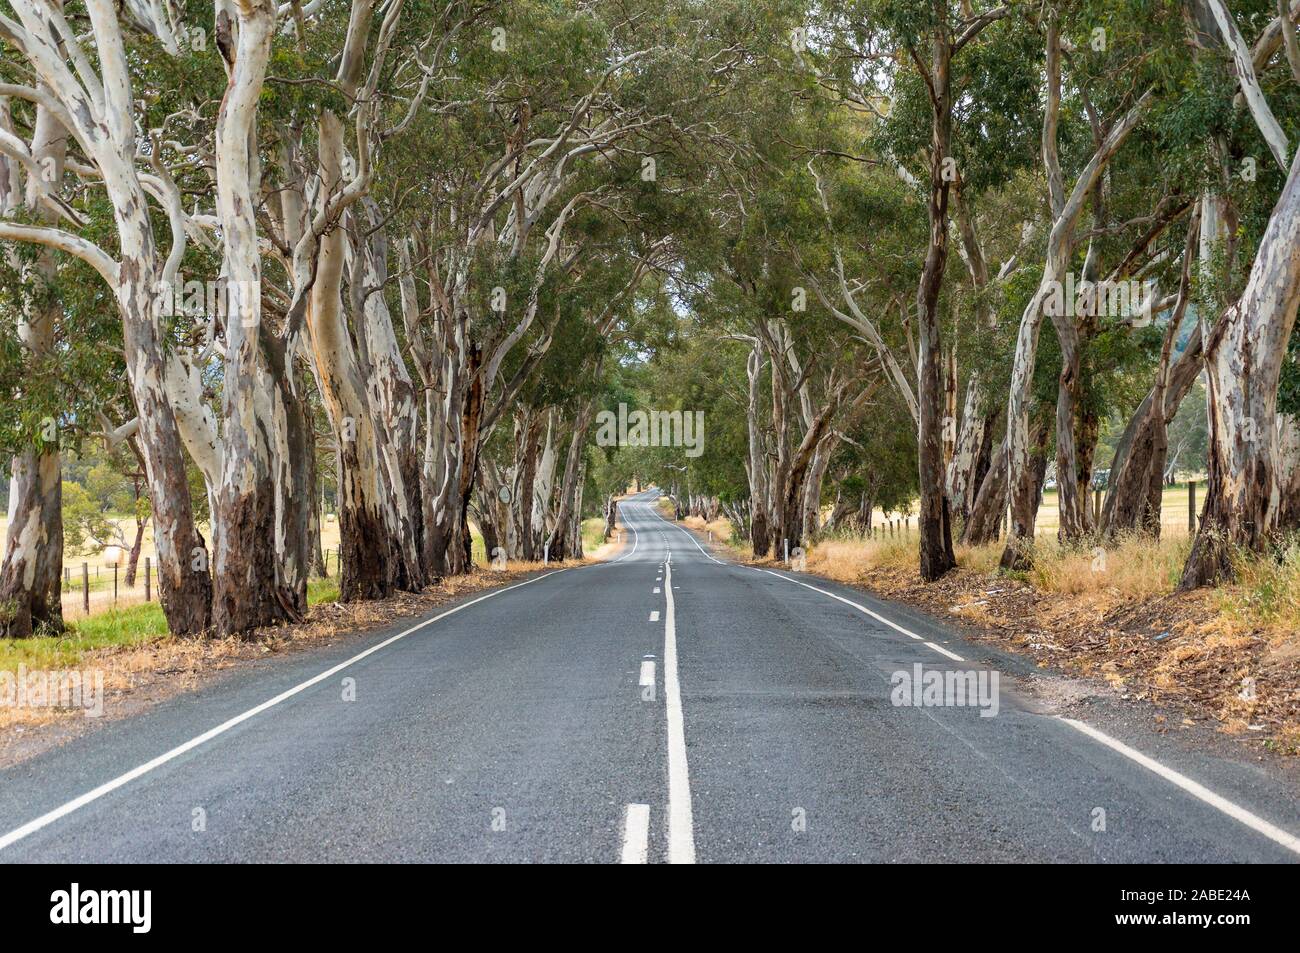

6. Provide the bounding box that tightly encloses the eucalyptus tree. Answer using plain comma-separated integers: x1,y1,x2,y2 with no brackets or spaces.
0,240,124,635
0,92,70,635
0,0,226,633
1178,0,1300,585
386,2,687,575
801,0,1037,577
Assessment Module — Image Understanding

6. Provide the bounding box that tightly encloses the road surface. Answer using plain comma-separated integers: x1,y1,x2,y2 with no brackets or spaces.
2,491,1298,863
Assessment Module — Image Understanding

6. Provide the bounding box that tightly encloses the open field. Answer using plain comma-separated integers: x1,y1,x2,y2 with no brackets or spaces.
0,513,497,621
1033,482,1203,539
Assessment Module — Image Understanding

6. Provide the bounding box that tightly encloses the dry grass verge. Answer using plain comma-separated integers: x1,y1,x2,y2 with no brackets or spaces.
681,514,736,545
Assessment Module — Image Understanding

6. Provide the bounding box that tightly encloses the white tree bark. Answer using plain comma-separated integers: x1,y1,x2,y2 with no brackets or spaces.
1183,147,1300,585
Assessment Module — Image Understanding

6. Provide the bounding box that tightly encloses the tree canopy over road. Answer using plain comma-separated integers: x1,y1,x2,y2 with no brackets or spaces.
2,0,1299,638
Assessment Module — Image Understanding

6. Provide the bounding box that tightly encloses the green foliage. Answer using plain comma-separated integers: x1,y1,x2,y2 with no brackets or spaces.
61,482,114,558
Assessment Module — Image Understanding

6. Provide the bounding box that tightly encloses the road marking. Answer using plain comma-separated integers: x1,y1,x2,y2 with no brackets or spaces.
924,641,965,662
621,803,650,864
609,513,640,563
639,660,656,687
646,505,726,564
649,502,963,661
753,567,968,663
639,496,1300,859
649,610,660,622
653,587,661,594
0,570,568,854
1058,716,1300,856
662,559,696,863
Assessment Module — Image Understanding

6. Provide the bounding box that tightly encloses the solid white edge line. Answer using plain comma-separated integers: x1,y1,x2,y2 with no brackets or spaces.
652,503,965,661
758,555,1300,855
620,803,651,864
754,561,967,657
646,505,725,564
662,559,696,863
1058,716,1300,857
923,641,966,662
608,509,640,563
648,495,1300,858
0,569,568,853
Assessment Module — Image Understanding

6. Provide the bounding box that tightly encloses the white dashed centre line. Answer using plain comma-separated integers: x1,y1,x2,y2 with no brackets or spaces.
620,803,650,864
662,558,696,863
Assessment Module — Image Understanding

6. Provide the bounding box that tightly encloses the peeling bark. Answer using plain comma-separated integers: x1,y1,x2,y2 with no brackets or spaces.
0,96,64,637
1182,149,1300,587
210,0,299,635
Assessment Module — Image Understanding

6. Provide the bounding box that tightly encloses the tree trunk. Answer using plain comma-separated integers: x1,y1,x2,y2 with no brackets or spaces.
603,495,618,539
1277,413,1300,529
766,330,791,557
518,409,544,561
963,434,1009,546
124,515,145,588
1001,21,1152,568
1103,215,1201,536
801,437,834,543
352,199,425,589
4,0,212,633
306,111,397,601
547,402,596,562
1182,150,1300,587
915,13,957,582
1051,311,1090,540
0,100,65,637
0,449,63,637
210,0,299,635
948,374,994,523
745,340,771,557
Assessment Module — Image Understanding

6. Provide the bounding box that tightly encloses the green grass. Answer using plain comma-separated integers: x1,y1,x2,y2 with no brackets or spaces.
0,572,346,675
1220,543,1300,631
581,517,606,554
307,576,340,605
0,602,167,674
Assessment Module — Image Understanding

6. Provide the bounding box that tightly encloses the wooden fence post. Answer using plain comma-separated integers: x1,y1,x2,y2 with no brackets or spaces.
82,563,89,615
1188,480,1197,534
144,557,151,602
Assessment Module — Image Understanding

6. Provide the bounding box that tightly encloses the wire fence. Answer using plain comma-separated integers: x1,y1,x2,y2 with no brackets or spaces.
59,549,344,619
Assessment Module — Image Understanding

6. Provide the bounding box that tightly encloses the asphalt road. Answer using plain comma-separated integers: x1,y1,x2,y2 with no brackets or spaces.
2,490,1299,863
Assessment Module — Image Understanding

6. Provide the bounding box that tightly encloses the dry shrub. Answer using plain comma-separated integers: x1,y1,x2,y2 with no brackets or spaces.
1023,534,1189,599
803,535,917,582
954,541,1003,574
682,514,735,542
1218,543,1300,636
